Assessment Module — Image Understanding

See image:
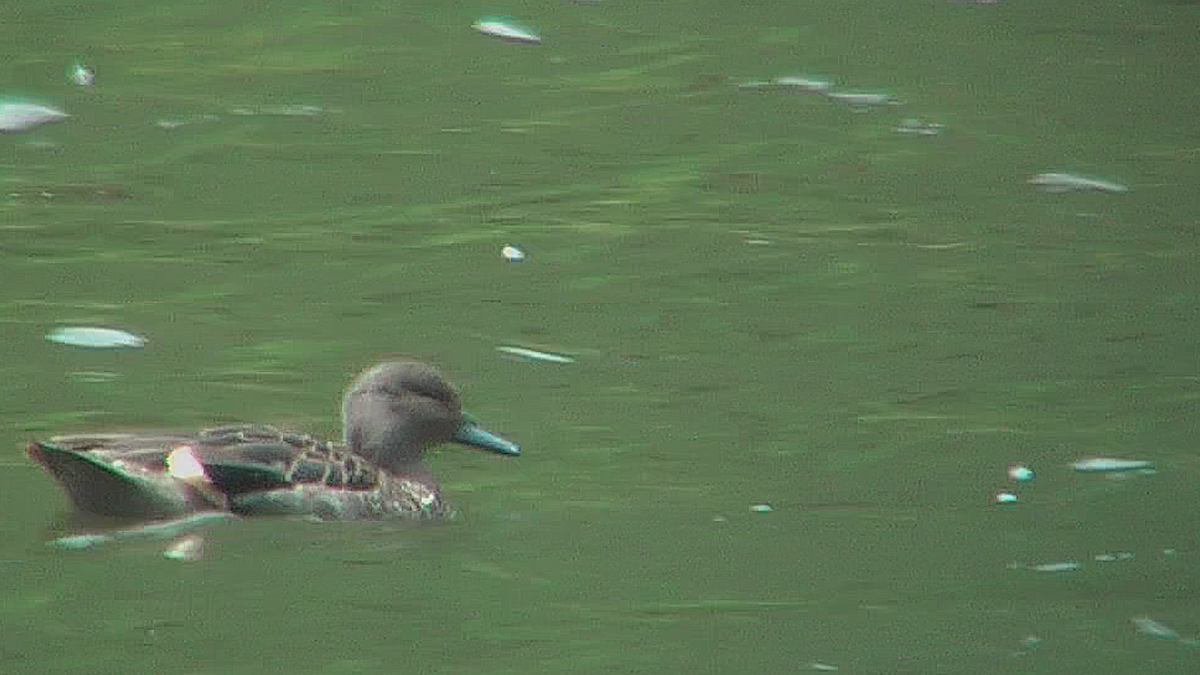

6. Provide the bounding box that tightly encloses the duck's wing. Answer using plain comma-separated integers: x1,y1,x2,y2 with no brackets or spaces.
193,426,450,520
191,441,300,493
190,424,379,493
27,435,209,519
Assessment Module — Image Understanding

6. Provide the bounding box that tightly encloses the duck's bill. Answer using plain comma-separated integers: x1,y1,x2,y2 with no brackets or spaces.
454,418,520,456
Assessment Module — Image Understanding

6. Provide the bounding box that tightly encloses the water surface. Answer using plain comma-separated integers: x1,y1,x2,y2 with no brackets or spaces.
2,0,1199,673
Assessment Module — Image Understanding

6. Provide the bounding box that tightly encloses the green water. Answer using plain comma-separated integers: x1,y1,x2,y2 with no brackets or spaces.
3,0,1199,672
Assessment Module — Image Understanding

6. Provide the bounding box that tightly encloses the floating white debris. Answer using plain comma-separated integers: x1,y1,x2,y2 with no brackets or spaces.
501,244,526,262
0,102,69,133
1132,616,1178,640
474,18,542,44
1094,551,1135,562
163,534,205,562
1071,457,1155,473
895,118,945,136
749,504,773,513
774,76,831,94
70,63,95,86
496,345,575,364
230,104,324,117
1027,561,1080,572
1029,173,1128,194
1007,463,1034,482
154,114,219,130
46,326,146,349
823,91,899,107
808,662,839,671
68,371,122,383
994,490,1018,504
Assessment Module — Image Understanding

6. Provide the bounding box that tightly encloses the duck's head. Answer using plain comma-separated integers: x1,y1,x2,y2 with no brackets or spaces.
341,361,520,473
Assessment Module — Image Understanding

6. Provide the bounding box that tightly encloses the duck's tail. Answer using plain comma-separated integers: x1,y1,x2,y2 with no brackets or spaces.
26,441,198,519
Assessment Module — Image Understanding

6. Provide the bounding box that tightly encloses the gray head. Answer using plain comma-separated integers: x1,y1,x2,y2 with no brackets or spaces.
342,361,519,473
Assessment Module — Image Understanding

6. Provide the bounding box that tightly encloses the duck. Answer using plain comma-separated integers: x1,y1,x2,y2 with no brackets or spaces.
26,361,520,523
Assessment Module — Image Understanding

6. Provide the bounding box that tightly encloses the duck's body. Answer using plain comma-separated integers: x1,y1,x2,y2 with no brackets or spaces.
28,424,455,521
27,362,519,524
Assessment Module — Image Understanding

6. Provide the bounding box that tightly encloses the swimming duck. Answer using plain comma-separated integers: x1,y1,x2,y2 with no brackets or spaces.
26,361,520,523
